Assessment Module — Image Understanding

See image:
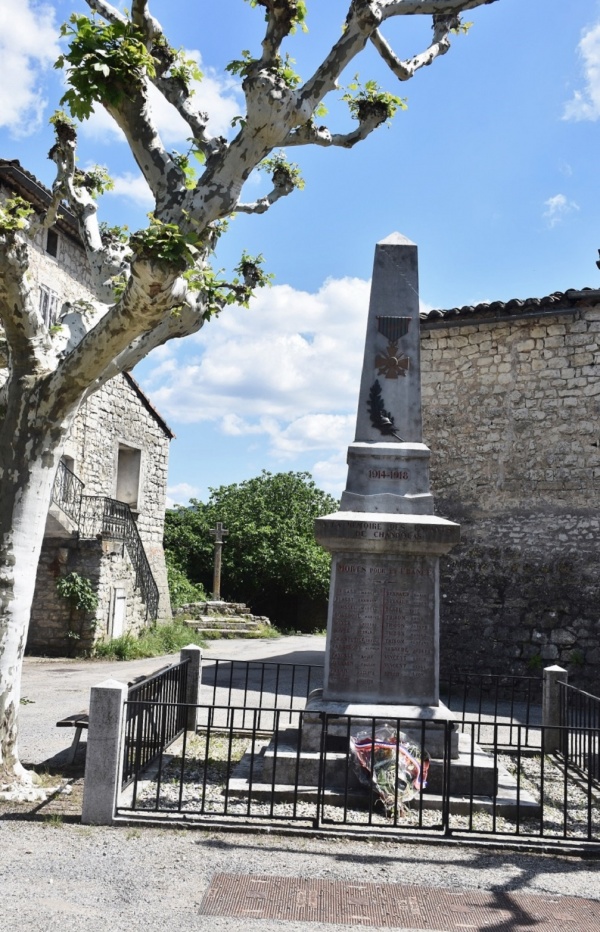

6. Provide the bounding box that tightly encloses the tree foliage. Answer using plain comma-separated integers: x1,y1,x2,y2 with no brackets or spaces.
164,472,338,622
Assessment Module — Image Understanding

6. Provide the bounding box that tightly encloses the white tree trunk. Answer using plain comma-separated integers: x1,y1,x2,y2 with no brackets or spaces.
0,391,70,792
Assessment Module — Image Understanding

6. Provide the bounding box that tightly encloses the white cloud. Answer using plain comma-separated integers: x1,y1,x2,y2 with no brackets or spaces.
139,279,437,495
80,51,242,144
166,481,201,508
266,414,356,458
0,0,60,136
311,451,349,497
108,171,154,208
144,277,370,438
543,193,580,228
563,22,600,121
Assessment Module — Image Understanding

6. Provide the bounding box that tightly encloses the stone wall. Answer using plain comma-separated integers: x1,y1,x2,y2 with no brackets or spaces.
29,219,96,304
28,536,148,656
63,373,173,620
420,299,600,688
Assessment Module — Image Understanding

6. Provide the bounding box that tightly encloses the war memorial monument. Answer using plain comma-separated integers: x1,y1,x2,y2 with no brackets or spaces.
313,233,460,727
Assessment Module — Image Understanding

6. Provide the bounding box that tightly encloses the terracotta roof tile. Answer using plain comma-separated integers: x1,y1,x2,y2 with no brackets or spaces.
0,158,79,238
422,288,600,326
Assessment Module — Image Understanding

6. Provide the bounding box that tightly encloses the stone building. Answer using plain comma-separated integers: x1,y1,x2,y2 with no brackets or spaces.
1,159,173,655
421,290,600,688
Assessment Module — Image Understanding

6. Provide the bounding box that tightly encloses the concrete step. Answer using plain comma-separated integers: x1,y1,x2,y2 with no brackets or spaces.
189,626,266,638
240,726,539,816
185,618,262,629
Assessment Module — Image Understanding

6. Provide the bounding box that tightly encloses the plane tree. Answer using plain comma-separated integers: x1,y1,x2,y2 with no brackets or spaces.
0,0,498,795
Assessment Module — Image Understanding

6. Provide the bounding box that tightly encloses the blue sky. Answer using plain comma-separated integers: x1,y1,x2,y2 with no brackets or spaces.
2,0,600,504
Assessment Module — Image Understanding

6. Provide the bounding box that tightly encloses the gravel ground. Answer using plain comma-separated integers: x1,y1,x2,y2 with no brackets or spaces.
2,636,599,932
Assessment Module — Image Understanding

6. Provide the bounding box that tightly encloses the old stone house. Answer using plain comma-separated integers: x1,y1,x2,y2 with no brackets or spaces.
1,159,173,655
421,290,600,689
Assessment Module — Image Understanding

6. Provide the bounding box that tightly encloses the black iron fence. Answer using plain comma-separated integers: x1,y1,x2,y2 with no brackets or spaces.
122,658,190,786
198,661,544,748
440,672,543,750
559,681,600,784
116,704,600,849
199,658,324,731
80,496,159,620
51,459,84,525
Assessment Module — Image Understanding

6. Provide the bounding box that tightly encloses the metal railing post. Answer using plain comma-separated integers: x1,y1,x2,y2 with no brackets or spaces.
180,645,202,733
543,664,568,753
82,678,128,825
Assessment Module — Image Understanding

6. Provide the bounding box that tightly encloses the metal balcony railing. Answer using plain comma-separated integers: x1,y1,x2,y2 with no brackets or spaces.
79,496,160,621
51,459,84,526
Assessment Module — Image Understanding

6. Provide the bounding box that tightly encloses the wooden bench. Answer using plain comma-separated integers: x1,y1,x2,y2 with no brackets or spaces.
56,712,89,764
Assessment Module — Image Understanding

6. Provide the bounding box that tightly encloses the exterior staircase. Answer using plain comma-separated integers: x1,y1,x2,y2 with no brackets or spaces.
50,460,159,620
176,600,272,638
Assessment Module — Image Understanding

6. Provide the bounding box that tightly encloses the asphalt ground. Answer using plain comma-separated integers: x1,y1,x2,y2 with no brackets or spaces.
1,635,598,932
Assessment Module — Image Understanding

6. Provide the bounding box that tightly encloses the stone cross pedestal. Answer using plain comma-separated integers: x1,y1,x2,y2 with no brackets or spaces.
314,233,460,712
209,522,228,600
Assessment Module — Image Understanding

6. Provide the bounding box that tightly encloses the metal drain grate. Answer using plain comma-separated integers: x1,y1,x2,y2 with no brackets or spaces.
199,874,600,929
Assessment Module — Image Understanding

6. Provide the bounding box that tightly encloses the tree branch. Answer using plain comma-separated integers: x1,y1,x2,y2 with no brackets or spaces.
81,0,181,205
257,0,301,64
283,113,388,149
236,174,296,214
0,232,51,378
380,0,497,15
94,295,205,386
131,0,162,41
370,14,455,81
127,0,216,155
297,5,378,120
41,259,186,421
48,122,129,304
86,0,126,25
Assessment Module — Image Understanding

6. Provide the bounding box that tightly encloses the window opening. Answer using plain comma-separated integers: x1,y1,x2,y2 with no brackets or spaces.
116,444,142,511
46,228,59,258
39,284,59,327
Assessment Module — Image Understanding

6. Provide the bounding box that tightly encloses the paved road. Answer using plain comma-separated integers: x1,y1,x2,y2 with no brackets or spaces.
19,635,326,766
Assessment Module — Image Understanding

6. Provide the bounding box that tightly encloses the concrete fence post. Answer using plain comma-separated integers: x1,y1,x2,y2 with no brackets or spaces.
180,644,202,733
543,664,568,754
81,678,128,825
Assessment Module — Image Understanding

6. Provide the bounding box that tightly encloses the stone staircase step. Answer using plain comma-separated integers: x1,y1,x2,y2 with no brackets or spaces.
185,618,262,629
190,626,265,637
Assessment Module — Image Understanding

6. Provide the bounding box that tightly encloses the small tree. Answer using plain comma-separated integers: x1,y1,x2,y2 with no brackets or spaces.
165,471,337,626
55,571,99,654
0,0,499,794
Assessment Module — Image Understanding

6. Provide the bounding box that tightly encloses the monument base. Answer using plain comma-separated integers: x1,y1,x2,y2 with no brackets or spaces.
258,727,499,800
302,690,459,760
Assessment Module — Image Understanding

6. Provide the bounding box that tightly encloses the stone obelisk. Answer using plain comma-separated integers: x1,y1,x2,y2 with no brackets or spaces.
314,233,460,710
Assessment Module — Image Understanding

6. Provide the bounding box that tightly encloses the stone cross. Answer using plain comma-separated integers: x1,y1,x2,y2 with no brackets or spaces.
209,522,228,599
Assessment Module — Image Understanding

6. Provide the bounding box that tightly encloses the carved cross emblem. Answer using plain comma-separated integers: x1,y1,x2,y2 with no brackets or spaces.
375,341,410,379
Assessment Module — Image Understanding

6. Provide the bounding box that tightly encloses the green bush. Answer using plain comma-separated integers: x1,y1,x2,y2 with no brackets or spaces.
166,555,207,609
164,470,337,628
92,620,204,661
